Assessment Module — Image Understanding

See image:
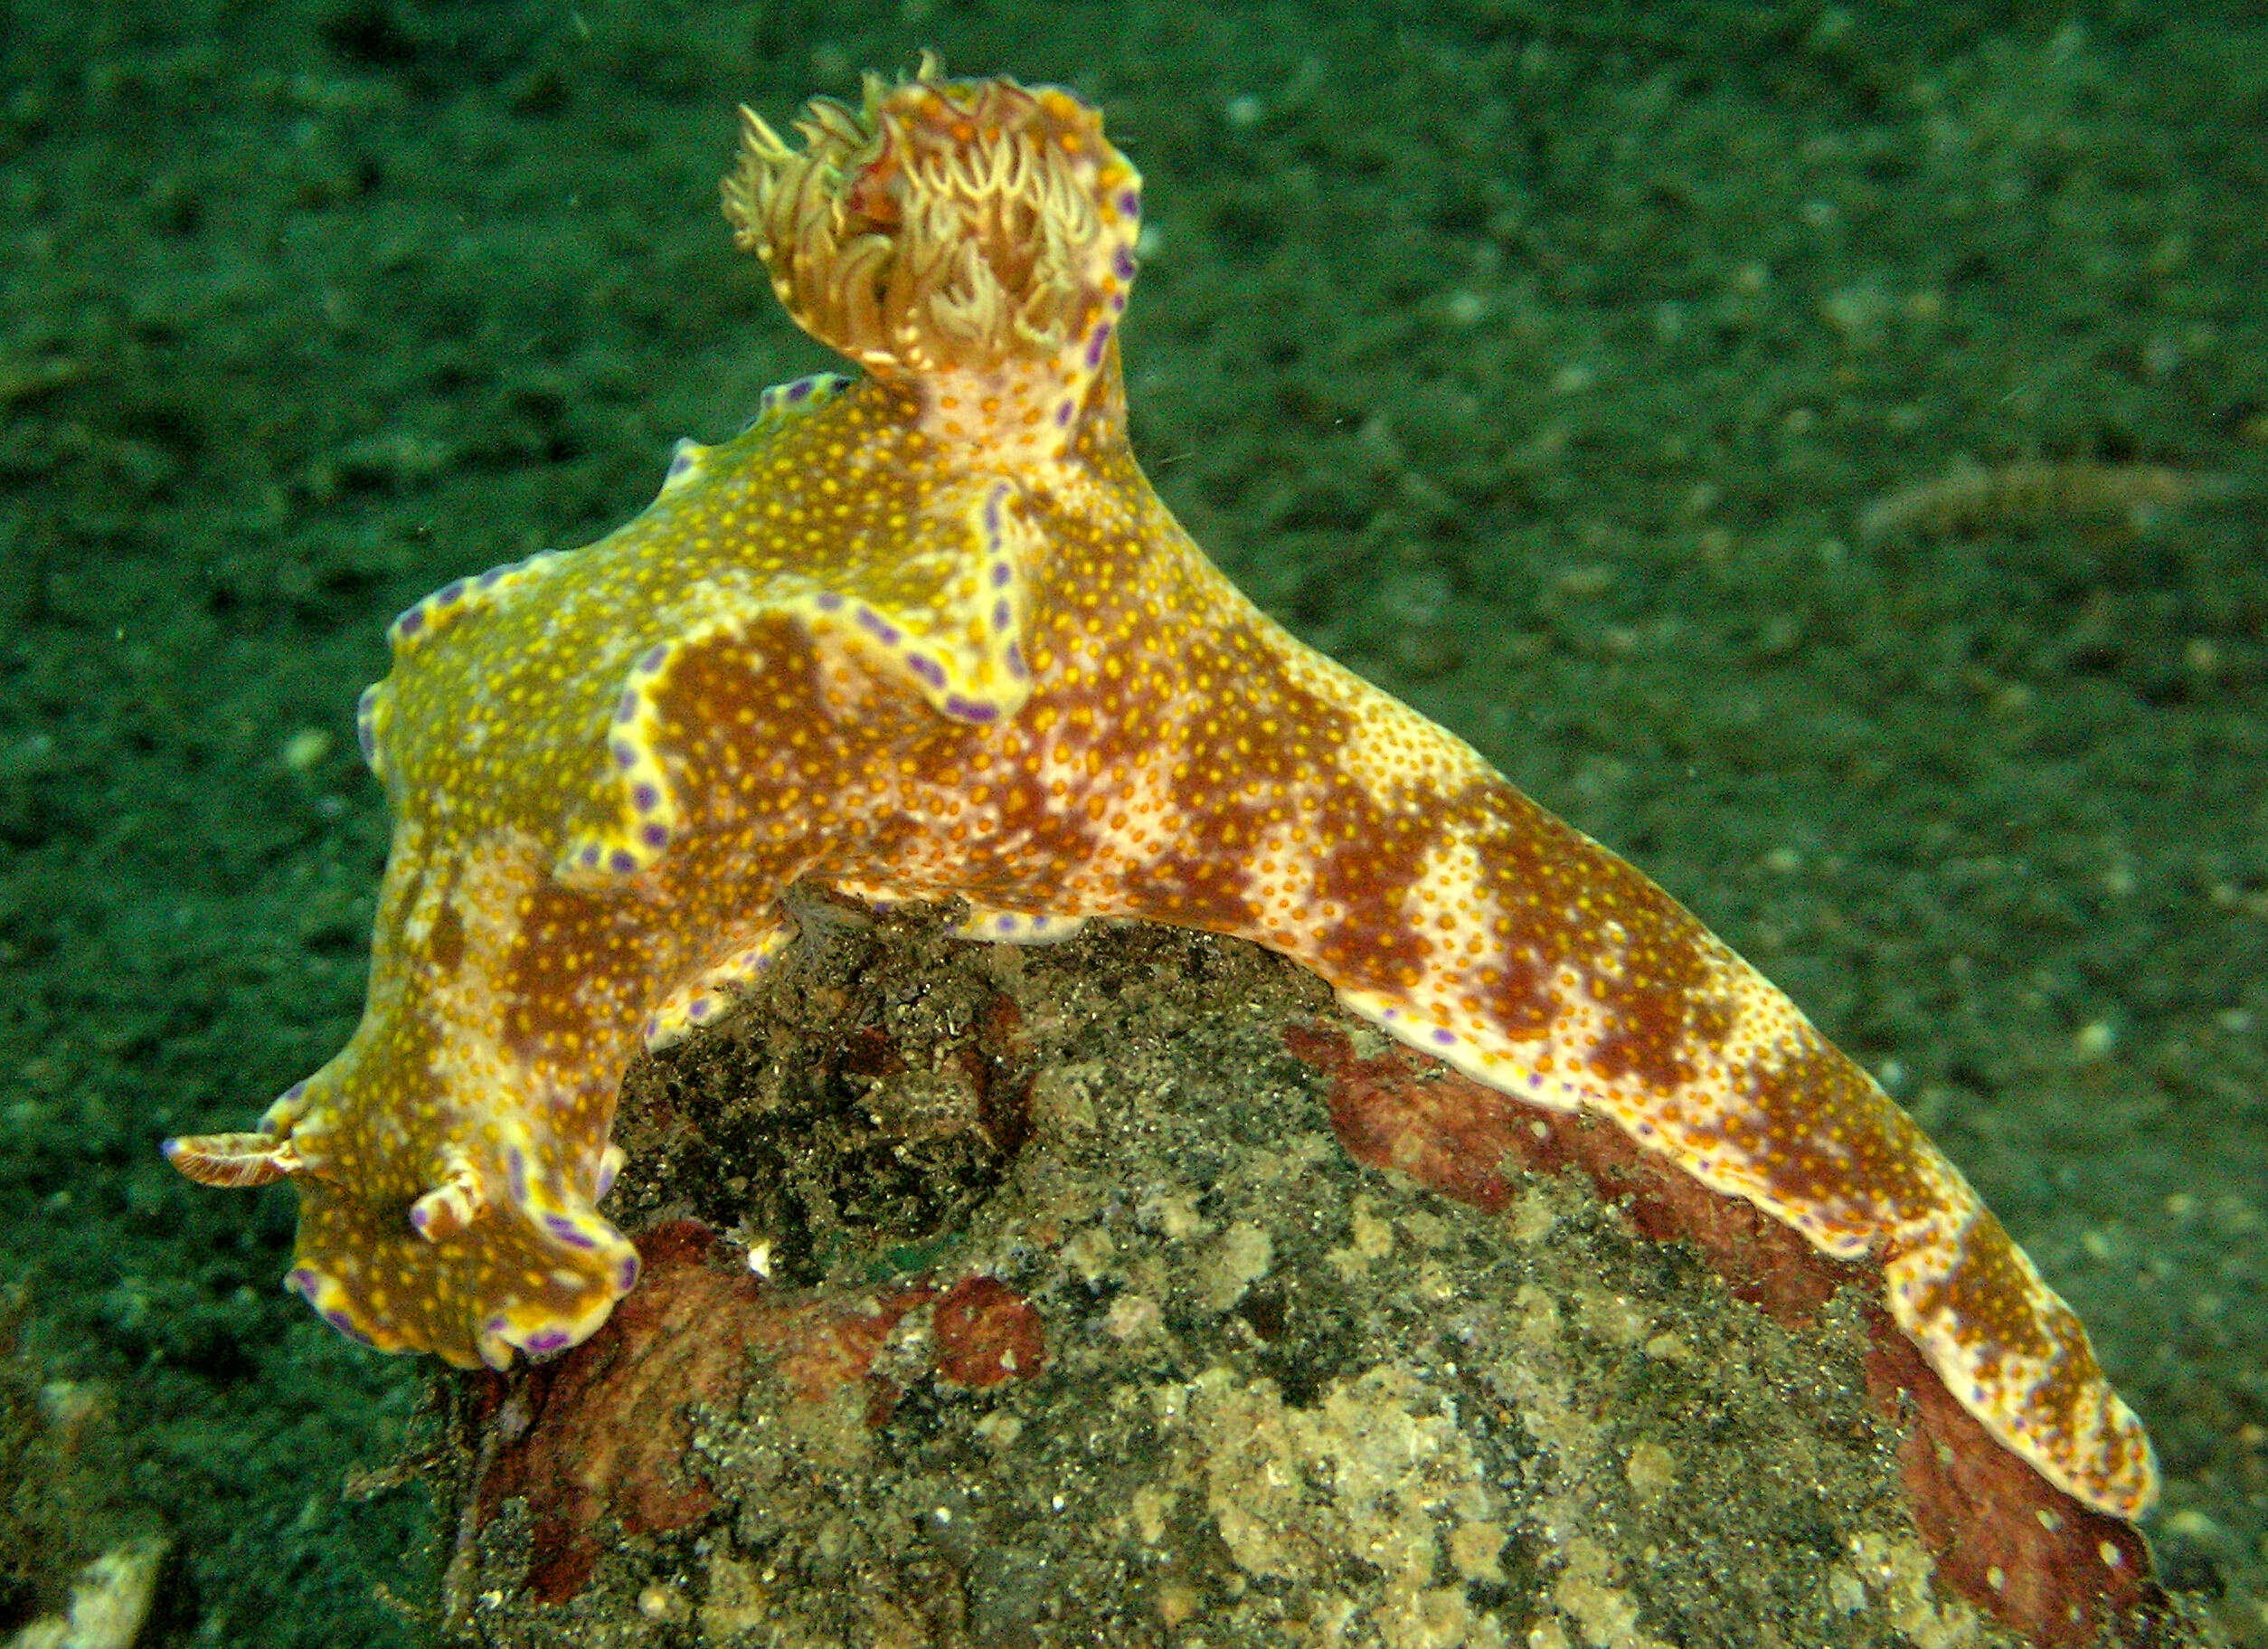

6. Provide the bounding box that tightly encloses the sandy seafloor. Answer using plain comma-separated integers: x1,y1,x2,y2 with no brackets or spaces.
0,1,2262,1644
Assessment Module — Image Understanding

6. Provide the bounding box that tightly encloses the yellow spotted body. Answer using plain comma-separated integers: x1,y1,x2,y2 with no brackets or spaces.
166,63,2156,1521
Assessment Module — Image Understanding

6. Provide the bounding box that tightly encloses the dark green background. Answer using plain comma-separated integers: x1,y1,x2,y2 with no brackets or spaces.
2,2,2262,1642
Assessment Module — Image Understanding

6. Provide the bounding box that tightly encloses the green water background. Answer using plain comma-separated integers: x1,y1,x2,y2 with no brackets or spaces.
1,1,2262,1641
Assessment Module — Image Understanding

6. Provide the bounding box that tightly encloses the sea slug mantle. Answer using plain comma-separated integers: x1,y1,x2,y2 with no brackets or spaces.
164,59,2157,1524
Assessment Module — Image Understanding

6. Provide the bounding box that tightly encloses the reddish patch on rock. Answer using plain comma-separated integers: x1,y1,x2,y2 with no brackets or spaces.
1281,1021,2174,1649
1864,1317,2165,1646
932,1275,1046,1388
473,1222,936,1603
469,1225,1053,1606
1286,1020,1849,1325
977,994,1035,1152
747,1284,936,1403
1300,1024,1530,1213
473,1219,763,1602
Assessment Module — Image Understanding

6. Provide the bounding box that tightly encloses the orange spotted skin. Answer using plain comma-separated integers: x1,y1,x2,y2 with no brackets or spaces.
163,64,2156,1522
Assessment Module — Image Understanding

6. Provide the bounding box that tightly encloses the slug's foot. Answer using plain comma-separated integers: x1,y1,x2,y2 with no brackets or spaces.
952,905,1089,944
644,923,795,1050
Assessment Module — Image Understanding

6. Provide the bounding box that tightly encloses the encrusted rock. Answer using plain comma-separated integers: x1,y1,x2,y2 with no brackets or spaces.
430,905,2203,1648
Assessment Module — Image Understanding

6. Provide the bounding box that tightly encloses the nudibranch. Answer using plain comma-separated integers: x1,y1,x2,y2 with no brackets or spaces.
165,59,2157,1521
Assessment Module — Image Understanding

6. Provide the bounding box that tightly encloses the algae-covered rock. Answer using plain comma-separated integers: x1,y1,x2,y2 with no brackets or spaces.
429,904,2207,1649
